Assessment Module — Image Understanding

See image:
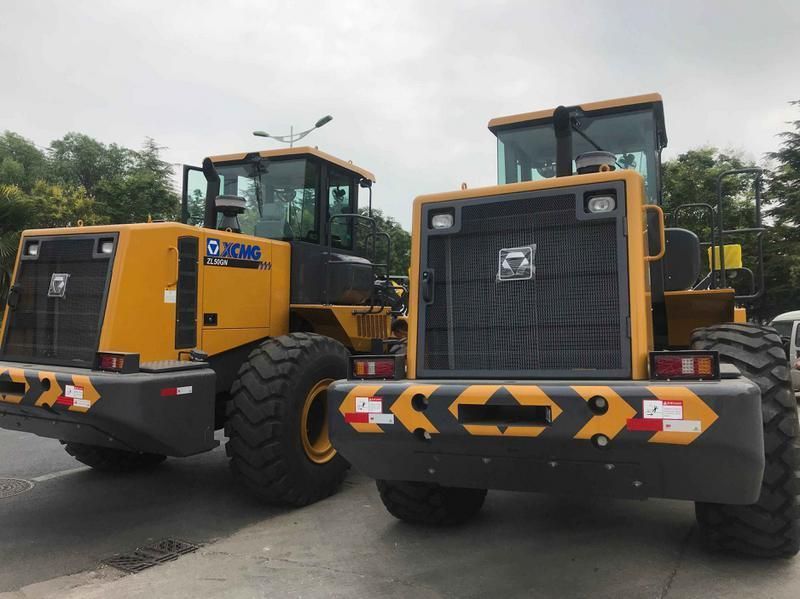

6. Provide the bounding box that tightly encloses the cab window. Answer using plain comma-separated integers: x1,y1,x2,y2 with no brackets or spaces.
214,158,320,242
327,168,355,249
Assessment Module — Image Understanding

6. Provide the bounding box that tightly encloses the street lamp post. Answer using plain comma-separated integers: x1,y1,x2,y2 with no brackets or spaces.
253,115,333,147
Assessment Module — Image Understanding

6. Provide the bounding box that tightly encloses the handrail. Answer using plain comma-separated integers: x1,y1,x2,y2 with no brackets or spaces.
715,168,763,290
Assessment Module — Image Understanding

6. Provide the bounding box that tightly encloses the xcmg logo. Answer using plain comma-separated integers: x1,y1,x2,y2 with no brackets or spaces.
206,238,262,261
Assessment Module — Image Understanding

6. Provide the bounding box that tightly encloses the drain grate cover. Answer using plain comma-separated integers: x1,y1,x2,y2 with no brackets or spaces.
102,539,199,574
0,478,34,499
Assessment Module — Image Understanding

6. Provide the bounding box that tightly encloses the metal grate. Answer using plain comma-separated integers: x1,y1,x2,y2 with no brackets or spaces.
356,313,389,338
0,477,34,499
1,235,114,366
102,539,199,574
420,191,627,378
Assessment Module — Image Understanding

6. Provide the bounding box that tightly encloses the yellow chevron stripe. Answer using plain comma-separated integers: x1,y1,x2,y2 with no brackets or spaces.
391,385,440,434
647,386,718,445
572,386,635,440
68,375,101,413
35,371,63,408
0,367,28,405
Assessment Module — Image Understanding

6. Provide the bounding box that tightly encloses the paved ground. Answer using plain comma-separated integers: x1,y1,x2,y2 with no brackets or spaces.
2,424,800,598
0,429,277,593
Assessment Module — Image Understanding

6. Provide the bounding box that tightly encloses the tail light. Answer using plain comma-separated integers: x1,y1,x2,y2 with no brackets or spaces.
350,355,405,380
649,351,719,381
94,352,140,374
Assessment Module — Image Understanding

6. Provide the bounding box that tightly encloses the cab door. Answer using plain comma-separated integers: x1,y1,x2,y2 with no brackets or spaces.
181,165,207,225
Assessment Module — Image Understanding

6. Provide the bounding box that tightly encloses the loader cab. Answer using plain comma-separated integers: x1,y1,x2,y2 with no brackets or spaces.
181,147,381,307
489,93,667,204
182,147,375,249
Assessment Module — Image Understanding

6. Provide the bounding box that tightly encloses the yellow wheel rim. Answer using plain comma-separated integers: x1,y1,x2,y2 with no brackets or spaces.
301,378,336,464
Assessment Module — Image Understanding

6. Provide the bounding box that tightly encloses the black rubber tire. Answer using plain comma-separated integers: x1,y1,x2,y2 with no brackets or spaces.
692,323,800,557
376,480,487,525
62,442,166,472
224,333,350,506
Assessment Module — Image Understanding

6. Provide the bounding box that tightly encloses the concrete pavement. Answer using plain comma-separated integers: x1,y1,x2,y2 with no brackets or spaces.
4,469,800,599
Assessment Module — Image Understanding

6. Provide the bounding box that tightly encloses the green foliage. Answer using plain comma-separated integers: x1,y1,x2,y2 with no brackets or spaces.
358,207,411,276
662,101,800,320
0,131,178,302
762,100,800,318
662,147,757,238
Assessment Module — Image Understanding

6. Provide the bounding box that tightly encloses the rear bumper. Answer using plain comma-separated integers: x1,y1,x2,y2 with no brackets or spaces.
329,377,764,504
0,361,217,457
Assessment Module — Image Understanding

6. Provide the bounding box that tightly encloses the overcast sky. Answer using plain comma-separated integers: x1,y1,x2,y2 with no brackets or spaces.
1,0,798,228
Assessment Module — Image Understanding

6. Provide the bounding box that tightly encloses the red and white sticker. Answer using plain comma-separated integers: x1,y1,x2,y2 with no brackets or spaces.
55,395,91,409
160,386,193,397
64,385,84,400
355,396,383,413
627,418,702,433
344,412,395,424
642,399,683,420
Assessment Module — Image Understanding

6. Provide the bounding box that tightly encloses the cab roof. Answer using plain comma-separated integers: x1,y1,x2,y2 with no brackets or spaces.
207,146,376,182
488,93,667,147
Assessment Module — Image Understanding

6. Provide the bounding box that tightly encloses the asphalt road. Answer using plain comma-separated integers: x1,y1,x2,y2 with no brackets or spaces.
0,429,277,592
2,412,800,598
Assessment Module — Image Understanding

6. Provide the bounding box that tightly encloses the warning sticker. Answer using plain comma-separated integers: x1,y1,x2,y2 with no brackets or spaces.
642,399,683,420
164,289,177,304
662,400,683,420
355,396,382,413
73,398,91,409
65,385,84,400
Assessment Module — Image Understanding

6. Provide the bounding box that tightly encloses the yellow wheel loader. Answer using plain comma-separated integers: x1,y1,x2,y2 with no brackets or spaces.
328,94,800,556
0,146,396,506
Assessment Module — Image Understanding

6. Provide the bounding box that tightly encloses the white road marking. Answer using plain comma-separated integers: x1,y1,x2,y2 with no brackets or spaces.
31,466,91,482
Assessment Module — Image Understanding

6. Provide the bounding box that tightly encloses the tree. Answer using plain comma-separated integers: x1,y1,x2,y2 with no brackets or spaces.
0,131,178,303
48,132,134,194
0,131,48,191
358,207,411,276
763,100,800,318
662,147,758,239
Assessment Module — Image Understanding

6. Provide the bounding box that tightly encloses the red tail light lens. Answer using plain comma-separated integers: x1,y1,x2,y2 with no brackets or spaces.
650,351,719,380
98,354,126,371
95,352,140,373
353,358,395,378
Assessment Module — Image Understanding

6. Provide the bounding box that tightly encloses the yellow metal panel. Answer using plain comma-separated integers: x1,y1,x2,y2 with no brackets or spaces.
200,231,272,331
707,244,743,270
269,241,291,338
488,93,663,130
734,306,747,322
665,289,735,347
201,328,270,355
0,235,23,348
290,305,391,352
100,224,205,361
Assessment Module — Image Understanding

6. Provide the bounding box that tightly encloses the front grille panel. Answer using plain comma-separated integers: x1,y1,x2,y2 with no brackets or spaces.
1,235,114,366
420,189,628,378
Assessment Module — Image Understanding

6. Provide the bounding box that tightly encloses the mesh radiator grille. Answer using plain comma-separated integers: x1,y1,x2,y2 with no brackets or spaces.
1,236,113,366
421,193,626,377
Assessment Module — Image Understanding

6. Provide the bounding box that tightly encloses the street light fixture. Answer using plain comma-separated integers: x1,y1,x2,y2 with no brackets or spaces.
253,115,334,148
